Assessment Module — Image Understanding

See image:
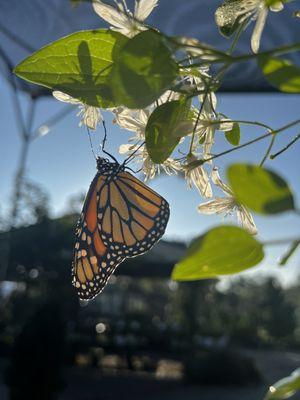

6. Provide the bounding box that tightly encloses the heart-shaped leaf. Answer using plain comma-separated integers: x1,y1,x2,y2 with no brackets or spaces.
172,225,264,281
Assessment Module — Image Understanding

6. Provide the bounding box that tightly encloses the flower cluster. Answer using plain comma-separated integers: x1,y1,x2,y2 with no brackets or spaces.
215,0,284,53
52,0,258,234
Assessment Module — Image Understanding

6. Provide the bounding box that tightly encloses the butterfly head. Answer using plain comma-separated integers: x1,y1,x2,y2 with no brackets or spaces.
96,157,124,176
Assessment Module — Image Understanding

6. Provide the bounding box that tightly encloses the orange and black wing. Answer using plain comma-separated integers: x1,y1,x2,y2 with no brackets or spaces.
72,174,124,300
97,171,170,258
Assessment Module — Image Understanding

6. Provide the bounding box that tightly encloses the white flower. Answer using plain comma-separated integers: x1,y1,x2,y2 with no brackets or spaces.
93,0,158,38
156,89,180,105
119,142,181,181
112,88,185,180
176,65,212,96
198,167,257,234
52,91,102,130
114,107,150,138
251,1,284,53
216,0,284,54
185,154,212,198
114,105,182,180
176,37,221,62
195,93,233,161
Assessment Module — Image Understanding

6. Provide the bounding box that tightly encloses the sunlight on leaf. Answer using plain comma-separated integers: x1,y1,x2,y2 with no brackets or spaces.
109,30,179,109
172,225,264,281
14,29,128,108
225,122,240,146
145,98,192,163
258,56,300,93
264,368,300,400
227,164,295,214
264,0,288,7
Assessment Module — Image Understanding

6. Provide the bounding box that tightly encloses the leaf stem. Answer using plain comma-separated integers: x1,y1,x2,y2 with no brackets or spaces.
188,90,208,155
270,133,300,160
189,42,300,68
260,134,276,166
228,18,249,55
278,241,300,266
188,118,300,169
210,118,273,131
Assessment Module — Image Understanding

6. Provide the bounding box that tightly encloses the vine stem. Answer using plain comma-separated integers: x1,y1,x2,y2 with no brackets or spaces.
189,42,300,68
270,133,300,160
260,134,276,166
228,18,249,55
188,61,233,155
188,89,209,155
209,118,273,131
188,118,300,169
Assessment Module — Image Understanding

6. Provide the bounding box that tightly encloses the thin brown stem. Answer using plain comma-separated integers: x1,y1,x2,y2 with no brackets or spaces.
260,134,276,166
188,118,300,169
270,133,300,160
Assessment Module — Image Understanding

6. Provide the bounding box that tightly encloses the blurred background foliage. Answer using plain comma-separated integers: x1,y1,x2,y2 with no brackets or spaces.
0,185,300,399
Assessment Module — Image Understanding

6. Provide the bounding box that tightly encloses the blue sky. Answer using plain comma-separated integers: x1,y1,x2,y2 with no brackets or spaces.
1,78,299,285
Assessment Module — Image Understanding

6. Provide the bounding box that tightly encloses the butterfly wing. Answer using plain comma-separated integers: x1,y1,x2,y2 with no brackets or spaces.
72,169,170,301
72,173,124,300
97,170,170,257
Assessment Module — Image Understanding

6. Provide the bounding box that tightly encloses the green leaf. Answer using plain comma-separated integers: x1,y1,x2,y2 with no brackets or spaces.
145,98,192,163
264,368,300,400
109,30,179,109
279,241,300,266
14,29,128,108
215,0,249,38
225,122,240,146
227,164,295,214
172,225,264,281
258,56,300,93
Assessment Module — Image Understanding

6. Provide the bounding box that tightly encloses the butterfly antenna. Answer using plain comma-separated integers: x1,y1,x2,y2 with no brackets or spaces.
124,141,145,165
86,127,97,161
101,120,119,164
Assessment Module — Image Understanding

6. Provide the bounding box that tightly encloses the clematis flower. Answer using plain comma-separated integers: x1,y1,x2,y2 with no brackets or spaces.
198,167,257,234
115,106,182,180
215,0,284,54
185,154,213,198
93,0,158,38
195,93,233,161
250,1,283,53
53,91,102,130
119,142,181,181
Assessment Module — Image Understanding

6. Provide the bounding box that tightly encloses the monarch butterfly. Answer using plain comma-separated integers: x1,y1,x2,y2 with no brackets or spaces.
72,156,170,300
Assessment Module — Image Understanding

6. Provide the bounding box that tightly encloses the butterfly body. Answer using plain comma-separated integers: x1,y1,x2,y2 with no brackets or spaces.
72,157,170,300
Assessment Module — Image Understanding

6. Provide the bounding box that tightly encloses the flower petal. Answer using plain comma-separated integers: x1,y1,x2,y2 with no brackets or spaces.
236,205,258,234
189,165,213,198
203,126,215,161
134,0,158,21
113,108,148,135
119,143,137,154
251,6,268,53
211,167,233,195
93,0,131,30
52,91,81,105
217,119,234,131
198,197,235,215
79,106,102,130
162,158,182,174
200,92,217,115
157,90,180,105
